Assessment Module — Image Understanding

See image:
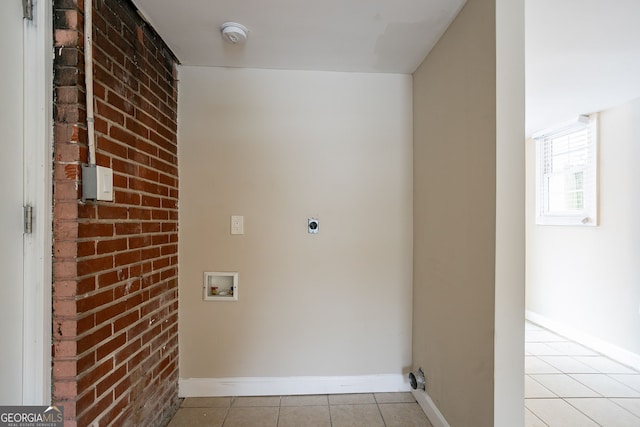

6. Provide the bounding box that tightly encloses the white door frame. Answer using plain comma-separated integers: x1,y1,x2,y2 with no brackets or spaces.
22,0,53,405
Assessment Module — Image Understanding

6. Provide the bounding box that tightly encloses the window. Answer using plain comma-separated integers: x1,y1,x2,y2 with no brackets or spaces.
534,114,598,226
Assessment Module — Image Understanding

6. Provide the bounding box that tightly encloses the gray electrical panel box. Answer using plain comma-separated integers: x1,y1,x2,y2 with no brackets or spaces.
82,164,114,201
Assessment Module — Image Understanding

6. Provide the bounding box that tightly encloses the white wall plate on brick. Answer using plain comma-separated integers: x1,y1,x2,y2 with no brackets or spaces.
96,165,113,201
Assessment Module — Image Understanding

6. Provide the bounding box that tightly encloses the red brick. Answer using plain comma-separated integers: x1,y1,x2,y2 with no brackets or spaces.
115,279,141,297
94,152,111,168
56,86,80,104
97,269,128,288
96,100,125,126
77,203,97,219
53,339,77,359
53,0,179,424
160,268,176,281
76,390,96,416
78,358,114,392
126,148,150,166
54,221,78,241
109,124,136,146
107,91,135,115
54,319,77,338
114,250,142,267
53,280,78,298
77,255,114,277
120,290,142,312
114,191,140,205
54,380,77,400
77,222,114,238
53,257,77,280
115,222,141,235
142,324,163,346
76,240,95,257
113,172,128,189
102,396,134,426
151,234,168,245
54,29,79,48
114,310,140,333
151,209,169,220
53,359,78,381
76,390,113,427
53,299,77,317
77,276,97,294
126,347,151,372
77,324,113,355
94,81,107,101
158,173,175,187
142,195,161,207
54,201,78,220
96,238,127,254
76,288,114,314
125,117,150,139
161,244,177,256
55,179,82,200
97,205,128,220
115,337,142,366
96,332,127,361
77,352,96,376
112,157,137,175
162,197,178,209
96,135,127,158
141,247,160,260
151,263,169,277
77,314,95,336
128,208,151,220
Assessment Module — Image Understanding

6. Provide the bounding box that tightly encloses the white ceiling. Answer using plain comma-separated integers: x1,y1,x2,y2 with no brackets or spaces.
132,0,640,137
132,0,466,74
526,0,640,135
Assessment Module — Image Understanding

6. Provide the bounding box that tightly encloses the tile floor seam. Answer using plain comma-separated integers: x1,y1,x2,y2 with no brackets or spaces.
606,397,640,420
562,396,615,427
375,402,387,427
609,397,640,420
525,320,640,426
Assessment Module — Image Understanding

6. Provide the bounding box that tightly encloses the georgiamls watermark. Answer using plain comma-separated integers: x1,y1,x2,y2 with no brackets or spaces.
0,406,63,427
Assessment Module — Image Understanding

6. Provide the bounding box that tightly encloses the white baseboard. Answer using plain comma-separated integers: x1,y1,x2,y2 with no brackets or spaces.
179,374,410,398
411,389,450,427
526,310,640,371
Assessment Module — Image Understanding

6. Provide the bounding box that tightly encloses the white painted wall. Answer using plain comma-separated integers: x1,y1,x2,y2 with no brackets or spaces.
413,0,504,424
178,67,413,383
495,0,525,425
526,96,640,359
413,0,525,425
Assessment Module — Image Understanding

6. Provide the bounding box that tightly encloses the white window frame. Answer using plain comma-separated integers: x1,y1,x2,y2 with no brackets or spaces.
534,114,598,226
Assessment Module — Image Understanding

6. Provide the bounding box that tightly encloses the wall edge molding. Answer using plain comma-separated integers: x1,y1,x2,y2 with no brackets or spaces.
526,310,640,371
411,389,450,427
179,374,409,397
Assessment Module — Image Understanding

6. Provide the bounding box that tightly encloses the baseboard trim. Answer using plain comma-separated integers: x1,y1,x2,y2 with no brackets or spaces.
526,310,640,371
411,389,450,427
179,374,410,398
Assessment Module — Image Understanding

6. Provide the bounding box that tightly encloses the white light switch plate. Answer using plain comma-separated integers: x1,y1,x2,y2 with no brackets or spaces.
231,215,244,234
96,165,113,201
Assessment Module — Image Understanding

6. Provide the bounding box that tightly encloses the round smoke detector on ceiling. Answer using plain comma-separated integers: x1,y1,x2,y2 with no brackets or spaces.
221,22,248,45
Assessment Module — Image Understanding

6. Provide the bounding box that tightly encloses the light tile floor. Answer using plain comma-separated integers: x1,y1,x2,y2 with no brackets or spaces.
526,321,640,426
167,392,432,427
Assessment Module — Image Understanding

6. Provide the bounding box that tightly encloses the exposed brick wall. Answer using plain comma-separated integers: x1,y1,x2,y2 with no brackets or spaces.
53,0,179,425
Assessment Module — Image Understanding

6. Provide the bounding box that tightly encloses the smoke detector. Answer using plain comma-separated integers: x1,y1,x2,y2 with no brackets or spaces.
221,22,248,45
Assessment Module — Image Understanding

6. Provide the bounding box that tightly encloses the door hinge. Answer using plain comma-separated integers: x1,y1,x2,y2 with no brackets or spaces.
22,0,33,20
24,205,33,234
